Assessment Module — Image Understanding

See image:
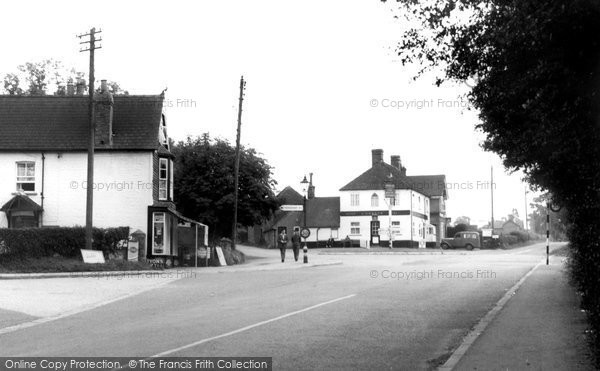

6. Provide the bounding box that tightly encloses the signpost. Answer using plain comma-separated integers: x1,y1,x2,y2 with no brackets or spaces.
215,247,227,266
384,179,395,249
80,249,105,264
127,240,139,262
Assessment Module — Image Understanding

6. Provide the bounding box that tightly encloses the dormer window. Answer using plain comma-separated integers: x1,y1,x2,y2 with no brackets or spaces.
16,162,35,192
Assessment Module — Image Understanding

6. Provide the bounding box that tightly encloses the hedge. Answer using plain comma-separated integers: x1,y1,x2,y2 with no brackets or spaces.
509,230,531,243
0,227,129,259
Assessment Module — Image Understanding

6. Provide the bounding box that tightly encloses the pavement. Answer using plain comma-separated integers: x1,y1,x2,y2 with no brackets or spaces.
0,242,594,370
448,256,593,370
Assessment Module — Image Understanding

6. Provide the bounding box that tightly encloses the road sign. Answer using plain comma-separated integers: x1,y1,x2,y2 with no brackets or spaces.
280,204,304,211
384,182,395,199
198,247,208,259
300,228,311,239
127,241,139,261
80,249,105,264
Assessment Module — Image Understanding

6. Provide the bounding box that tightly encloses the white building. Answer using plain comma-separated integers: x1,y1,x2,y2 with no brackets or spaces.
339,149,440,248
0,83,201,260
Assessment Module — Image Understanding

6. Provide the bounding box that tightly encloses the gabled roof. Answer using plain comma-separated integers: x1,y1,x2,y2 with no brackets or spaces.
1,194,43,212
340,162,418,192
277,186,304,205
0,95,164,151
408,175,448,199
340,162,448,199
306,197,340,228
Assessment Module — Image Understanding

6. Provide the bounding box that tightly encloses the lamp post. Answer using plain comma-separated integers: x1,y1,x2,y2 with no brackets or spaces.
300,175,309,263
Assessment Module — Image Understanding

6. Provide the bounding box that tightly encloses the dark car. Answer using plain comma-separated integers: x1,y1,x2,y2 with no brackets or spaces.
441,231,481,250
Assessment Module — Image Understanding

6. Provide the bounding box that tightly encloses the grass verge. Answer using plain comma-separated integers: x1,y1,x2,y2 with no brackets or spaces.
0,255,161,273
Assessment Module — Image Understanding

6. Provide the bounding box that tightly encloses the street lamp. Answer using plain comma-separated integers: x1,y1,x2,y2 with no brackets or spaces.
300,175,309,263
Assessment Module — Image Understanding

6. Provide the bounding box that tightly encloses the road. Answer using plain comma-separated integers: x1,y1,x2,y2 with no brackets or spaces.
0,242,565,370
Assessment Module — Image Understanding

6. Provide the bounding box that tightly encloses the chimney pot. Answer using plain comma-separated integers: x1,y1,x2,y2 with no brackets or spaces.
391,155,401,170
66,80,75,96
75,79,86,95
372,149,384,166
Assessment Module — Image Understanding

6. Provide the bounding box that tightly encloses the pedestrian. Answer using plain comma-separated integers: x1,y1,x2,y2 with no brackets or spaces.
291,230,302,261
278,230,288,262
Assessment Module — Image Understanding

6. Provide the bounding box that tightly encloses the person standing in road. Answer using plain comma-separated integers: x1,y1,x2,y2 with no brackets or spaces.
291,230,302,262
278,230,288,262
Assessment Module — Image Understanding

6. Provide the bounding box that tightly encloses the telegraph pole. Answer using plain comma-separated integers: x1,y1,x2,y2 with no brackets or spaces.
78,27,102,250
232,76,246,249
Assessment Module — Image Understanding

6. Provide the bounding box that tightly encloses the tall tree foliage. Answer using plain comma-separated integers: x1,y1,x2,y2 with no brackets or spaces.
2,59,128,95
172,134,279,240
383,0,600,359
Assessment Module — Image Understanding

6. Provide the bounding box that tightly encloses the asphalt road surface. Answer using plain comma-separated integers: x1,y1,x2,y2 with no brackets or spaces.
0,242,564,370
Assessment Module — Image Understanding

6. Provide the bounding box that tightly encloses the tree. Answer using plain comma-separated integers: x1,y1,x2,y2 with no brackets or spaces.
447,223,468,237
383,0,600,361
454,216,471,225
1,59,128,95
172,134,280,241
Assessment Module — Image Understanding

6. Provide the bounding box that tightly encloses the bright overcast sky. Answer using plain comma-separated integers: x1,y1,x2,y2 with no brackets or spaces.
0,0,535,226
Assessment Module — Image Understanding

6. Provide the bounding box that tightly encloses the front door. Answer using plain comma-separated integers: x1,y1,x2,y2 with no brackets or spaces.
370,220,380,246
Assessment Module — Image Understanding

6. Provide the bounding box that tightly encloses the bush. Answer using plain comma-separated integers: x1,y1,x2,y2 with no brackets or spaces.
499,235,519,246
510,230,530,243
0,227,129,259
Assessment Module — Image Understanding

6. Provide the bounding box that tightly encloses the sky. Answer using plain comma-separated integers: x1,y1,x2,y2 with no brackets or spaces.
0,0,536,227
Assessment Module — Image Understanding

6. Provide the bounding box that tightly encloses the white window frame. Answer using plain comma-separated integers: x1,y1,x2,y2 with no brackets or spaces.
351,193,360,207
16,162,35,192
371,193,379,207
350,221,360,235
169,159,174,201
159,158,168,201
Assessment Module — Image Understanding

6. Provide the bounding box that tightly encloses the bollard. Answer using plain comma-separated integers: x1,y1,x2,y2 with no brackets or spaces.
303,244,308,264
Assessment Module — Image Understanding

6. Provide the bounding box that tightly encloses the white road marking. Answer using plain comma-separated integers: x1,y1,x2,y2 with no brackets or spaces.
439,259,545,370
150,294,357,357
0,279,174,335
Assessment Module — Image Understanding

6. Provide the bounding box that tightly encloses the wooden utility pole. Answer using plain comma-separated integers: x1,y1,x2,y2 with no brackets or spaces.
78,27,102,250
232,76,246,249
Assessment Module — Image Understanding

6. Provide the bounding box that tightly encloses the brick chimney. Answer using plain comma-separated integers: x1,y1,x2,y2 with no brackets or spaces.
391,155,401,169
372,149,384,166
94,80,114,147
75,79,86,95
66,80,75,96
307,173,315,199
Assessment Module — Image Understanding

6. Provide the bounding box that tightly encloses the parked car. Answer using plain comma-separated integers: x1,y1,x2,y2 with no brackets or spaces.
441,231,481,250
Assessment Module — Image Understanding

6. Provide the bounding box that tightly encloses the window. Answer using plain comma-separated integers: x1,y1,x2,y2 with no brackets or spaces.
152,212,168,255
16,162,35,192
351,193,360,206
371,193,379,207
169,159,174,201
159,114,169,149
159,158,168,200
350,222,360,235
